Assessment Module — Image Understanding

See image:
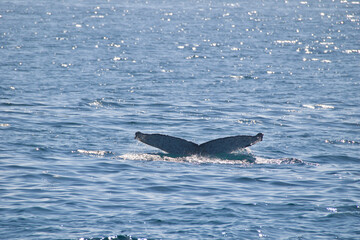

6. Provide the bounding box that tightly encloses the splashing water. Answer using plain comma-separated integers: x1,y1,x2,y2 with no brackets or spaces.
119,150,306,165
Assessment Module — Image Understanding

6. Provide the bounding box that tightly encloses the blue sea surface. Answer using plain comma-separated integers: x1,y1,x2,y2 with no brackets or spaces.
1,0,359,239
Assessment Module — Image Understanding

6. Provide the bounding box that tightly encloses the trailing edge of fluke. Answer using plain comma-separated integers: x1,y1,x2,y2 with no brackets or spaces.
135,132,263,156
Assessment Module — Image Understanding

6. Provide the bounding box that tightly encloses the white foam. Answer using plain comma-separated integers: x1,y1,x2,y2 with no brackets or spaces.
75,149,112,156
302,104,334,109
119,153,305,165
316,104,334,109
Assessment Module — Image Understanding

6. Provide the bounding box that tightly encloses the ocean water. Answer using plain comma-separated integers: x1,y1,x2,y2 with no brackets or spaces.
1,0,359,239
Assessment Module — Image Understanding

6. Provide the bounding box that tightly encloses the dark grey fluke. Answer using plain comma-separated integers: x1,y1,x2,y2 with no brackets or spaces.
135,132,263,156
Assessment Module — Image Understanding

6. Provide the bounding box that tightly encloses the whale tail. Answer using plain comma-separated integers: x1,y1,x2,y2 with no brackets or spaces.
135,132,263,156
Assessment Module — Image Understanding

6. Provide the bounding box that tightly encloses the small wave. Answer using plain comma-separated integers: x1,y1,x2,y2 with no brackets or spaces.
79,234,152,240
88,98,126,109
237,119,261,125
325,139,360,145
254,157,306,165
302,104,335,109
185,54,208,59
324,205,360,218
119,153,305,165
275,39,298,44
312,154,359,163
74,149,113,156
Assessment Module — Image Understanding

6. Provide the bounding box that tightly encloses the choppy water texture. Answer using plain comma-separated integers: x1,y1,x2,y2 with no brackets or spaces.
1,0,360,239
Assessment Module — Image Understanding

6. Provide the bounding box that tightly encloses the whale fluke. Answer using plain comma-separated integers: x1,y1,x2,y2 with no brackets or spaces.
135,132,198,155
198,133,263,155
135,132,263,156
